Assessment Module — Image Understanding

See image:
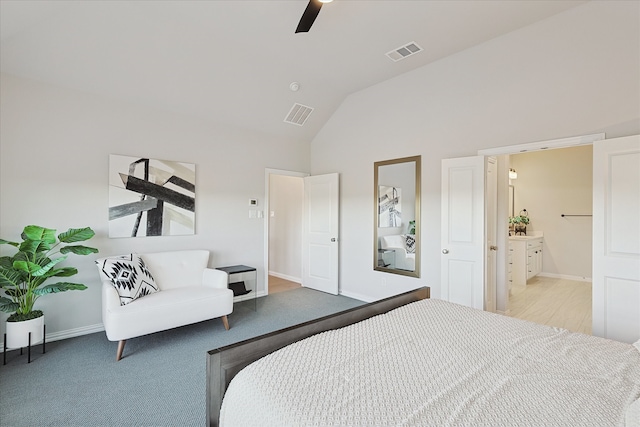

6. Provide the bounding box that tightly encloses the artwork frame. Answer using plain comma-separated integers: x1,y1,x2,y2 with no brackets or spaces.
108,154,196,238
378,185,401,227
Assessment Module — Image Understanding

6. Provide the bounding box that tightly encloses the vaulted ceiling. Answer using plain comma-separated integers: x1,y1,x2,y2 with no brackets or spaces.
0,0,586,143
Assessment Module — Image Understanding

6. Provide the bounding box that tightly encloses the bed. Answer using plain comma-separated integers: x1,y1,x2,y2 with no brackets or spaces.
206,287,640,426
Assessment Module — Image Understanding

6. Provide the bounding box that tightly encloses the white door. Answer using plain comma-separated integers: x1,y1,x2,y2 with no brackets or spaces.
302,173,339,295
441,156,486,309
593,135,640,343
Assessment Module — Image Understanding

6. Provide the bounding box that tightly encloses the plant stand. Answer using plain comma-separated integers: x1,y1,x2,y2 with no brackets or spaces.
514,225,527,235
3,324,46,365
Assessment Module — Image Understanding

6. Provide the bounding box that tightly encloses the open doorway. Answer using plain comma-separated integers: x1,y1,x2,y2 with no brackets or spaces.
265,170,305,295
264,169,341,296
477,132,638,342
506,145,593,334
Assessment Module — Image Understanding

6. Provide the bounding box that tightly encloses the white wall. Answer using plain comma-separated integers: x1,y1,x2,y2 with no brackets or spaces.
510,145,592,280
311,1,640,302
268,174,303,282
0,73,310,339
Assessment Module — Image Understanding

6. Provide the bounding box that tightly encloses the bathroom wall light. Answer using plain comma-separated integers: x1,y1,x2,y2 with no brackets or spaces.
509,168,518,180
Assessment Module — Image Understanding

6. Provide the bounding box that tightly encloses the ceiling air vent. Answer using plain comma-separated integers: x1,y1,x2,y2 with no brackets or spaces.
284,103,314,126
386,41,423,62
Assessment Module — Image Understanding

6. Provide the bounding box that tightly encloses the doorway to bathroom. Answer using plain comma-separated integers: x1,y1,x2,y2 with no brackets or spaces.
506,145,593,333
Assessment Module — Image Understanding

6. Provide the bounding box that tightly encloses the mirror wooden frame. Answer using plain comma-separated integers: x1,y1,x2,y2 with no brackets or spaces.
373,155,421,278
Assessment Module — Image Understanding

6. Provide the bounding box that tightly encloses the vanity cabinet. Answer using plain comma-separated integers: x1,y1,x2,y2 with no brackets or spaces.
527,239,543,280
509,236,543,287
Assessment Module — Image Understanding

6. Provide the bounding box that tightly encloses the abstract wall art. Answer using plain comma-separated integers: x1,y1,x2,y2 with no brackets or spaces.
109,154,196,238
378,185,401,227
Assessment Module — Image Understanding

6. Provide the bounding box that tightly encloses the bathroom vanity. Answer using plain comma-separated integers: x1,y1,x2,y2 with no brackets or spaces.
508,234,543,287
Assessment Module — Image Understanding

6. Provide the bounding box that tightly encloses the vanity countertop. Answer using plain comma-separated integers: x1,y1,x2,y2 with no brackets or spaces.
509,234,543,241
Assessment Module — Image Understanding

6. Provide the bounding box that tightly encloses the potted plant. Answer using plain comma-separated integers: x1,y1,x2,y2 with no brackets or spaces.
0,225,98,349
509,210,530,236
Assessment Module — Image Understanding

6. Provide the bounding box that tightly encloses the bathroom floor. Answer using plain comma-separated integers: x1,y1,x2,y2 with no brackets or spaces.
508,276,592,335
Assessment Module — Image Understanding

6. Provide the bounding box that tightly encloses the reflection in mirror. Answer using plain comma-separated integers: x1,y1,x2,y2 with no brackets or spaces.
374,155,421,278
509,185,515,217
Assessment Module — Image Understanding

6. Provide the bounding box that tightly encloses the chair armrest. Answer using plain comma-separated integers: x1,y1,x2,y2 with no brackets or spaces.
102,281,120,309
202,268,228,289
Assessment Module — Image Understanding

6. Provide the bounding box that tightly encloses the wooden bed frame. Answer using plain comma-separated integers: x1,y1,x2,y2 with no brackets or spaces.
206,286,430,427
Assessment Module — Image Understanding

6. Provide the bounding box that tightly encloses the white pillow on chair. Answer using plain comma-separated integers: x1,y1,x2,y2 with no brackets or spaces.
96,254,159,305
403,234,416,254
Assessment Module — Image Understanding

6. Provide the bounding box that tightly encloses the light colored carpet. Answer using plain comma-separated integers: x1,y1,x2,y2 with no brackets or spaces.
0,288,364,427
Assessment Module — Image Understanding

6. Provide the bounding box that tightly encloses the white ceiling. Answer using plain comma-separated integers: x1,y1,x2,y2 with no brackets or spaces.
0,0,586,143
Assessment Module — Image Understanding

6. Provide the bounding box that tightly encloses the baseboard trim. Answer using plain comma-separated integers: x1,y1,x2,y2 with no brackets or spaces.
537,272,592,282
268,271,301,283
2,323,104,353
339,290,375,303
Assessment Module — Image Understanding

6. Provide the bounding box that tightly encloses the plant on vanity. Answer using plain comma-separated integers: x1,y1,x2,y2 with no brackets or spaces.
0,225,98,349
508,215,530,226
509,210,530,236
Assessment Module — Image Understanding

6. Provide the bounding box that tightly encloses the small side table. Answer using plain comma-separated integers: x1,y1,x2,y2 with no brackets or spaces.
377,249,395,268
215,265,257,311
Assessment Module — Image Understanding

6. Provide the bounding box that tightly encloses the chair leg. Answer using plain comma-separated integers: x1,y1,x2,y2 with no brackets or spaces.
221,315,230,330
116,340,126,361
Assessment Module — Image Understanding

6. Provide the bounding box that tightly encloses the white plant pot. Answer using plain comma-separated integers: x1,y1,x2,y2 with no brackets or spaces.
5,315,44,349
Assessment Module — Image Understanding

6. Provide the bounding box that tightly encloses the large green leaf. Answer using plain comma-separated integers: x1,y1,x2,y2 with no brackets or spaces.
33,282,87,295
60,245,99,255
0,297,19,314
12,252,30,263
29,256,67,277
18,239,51,254
0,239,19,247
48,267,78,277
0,266,22,287
34,254,51,266
4,288,27,298
58,227,95,243
12,260,41,274
22,226,57,245
0,256,13,268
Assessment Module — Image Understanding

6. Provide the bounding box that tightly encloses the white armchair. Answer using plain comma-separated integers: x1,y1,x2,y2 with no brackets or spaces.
380,235,415,271
97,250,233,361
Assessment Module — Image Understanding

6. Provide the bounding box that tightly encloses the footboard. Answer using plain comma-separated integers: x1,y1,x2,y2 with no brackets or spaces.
206,286,430,427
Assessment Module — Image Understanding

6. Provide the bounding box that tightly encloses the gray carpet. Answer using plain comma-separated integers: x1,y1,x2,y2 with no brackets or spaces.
0,288,364,427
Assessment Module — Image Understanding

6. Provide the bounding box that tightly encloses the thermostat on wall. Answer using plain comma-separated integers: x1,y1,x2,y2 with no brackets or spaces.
249,199,258,206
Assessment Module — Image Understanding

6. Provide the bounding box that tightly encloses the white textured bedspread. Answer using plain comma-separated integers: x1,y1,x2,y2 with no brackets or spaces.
220,299,640,426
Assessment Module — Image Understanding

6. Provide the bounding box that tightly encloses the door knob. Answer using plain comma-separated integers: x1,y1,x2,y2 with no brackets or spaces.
490,245,498,251
442,249,449,254
331,238,336,242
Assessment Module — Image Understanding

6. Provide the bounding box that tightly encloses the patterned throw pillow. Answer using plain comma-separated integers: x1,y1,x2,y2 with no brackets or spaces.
403,234,416,254
96,254,159,305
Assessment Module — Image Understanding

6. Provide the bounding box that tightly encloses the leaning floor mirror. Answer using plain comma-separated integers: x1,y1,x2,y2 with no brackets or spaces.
374,155,421,278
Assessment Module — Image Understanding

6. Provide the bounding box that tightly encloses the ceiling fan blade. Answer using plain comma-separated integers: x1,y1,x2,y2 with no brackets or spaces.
295,0,323,33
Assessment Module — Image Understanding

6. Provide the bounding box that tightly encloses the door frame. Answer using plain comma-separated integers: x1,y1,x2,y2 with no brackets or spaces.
264,168,308,295
477,133,605,314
